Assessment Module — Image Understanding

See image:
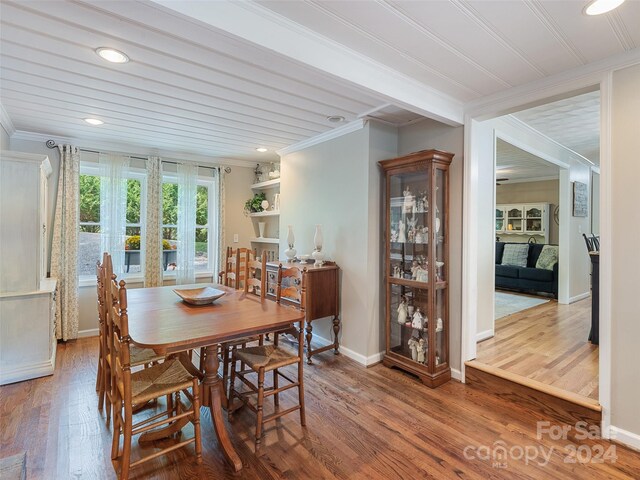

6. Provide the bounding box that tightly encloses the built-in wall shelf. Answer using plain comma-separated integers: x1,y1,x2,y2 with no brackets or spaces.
249,211,280,218
250,237,280,244
251,178,280,190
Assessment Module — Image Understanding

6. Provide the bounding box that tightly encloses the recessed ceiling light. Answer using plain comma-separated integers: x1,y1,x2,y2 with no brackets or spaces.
327,115,345,123
95,47,129,64
584,0,625,15
256,147,268,152
84,118,104,125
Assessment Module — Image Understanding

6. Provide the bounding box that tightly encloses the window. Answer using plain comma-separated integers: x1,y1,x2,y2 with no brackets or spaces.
78,163,146,278
162,177,215,275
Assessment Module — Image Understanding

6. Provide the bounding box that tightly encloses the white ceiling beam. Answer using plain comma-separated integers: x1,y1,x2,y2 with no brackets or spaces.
150,0,464,126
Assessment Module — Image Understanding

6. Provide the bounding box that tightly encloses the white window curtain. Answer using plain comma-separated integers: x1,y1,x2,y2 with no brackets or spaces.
144,156,163,287
99,154,130,276
176,163,198,284
51,144,80,340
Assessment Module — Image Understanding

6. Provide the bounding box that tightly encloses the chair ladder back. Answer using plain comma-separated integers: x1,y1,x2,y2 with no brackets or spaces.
245,250,267,299
110,278,132,403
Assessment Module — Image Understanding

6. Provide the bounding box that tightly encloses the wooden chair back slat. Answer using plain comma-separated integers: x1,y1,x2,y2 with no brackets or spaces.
245,251,267,299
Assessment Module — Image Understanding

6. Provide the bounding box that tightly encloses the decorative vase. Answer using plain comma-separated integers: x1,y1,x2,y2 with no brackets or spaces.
258,222,266,238
312,224,324,266
284,225,296,261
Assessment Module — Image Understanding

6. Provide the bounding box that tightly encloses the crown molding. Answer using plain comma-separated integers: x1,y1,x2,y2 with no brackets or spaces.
465,48,640,119
150,0,463,126
277,118,366,157
0,104,16,136
9,130,255,168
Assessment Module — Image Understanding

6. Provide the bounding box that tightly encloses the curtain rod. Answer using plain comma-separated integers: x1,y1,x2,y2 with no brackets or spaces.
45,140,230,173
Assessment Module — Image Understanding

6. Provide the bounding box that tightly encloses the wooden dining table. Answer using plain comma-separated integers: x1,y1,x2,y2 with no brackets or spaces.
125,283,305,472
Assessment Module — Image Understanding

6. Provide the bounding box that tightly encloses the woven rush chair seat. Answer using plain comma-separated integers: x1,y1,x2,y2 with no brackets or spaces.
130,359,195,405
234,344,298,371
130,345,164,367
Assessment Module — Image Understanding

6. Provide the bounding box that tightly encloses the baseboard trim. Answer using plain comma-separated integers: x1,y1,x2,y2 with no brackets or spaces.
312,334,382,367
77,328,99,338
476,329,494,342
569,292,590,304
0,357,55,386
610,426,640,452
451,368,462,381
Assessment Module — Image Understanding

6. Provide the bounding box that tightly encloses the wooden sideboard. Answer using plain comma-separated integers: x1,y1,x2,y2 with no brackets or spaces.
266,261,340,364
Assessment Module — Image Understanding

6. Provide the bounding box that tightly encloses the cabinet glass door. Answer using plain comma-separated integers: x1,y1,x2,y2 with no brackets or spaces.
506,207,523,232
389,284,429,364
496,208,505,232
389,170,430,284
525,207,543,232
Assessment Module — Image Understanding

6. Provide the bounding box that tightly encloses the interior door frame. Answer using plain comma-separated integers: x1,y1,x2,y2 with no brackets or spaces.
461,76,613,437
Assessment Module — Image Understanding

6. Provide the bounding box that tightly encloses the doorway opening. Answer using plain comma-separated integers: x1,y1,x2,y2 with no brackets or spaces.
468,90,601,404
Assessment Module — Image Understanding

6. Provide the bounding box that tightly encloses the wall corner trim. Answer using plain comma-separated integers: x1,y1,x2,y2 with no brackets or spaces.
476,329,494,343
277,119,367,157
609,426,640,452
77,328,99,338
311,333,382,366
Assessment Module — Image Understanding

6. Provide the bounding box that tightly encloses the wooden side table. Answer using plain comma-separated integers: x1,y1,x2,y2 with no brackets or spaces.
266,261,340,364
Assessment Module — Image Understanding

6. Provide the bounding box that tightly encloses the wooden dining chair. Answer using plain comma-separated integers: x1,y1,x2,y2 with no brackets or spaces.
108,276,202,480
210,250,269,396
218,247,253,289
228,265,307,450
100,253,165,425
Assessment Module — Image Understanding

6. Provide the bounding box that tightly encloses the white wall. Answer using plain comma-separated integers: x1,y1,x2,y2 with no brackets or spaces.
281,124,383,363
398,119,464,372
224,166,259,250
496,179,560,244
610,63,640,445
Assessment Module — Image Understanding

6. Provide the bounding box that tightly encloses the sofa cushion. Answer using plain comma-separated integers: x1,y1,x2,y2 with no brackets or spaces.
495,242,506,265
535,245,559,270
501,243,529,267
496,265,520,279
519,267,554,282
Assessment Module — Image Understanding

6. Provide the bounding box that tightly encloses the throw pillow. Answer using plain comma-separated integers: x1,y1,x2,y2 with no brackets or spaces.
536,245,559,270
501,243,529,267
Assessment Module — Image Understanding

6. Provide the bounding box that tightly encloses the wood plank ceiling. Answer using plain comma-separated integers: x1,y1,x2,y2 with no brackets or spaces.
1,1,638,163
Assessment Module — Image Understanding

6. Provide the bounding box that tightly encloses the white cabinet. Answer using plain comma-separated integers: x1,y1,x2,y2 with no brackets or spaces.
496,203,550,243
0,151,57,385
249,175,280,262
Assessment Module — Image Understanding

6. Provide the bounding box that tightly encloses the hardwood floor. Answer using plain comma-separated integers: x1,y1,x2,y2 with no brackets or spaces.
477,295,598,400
2,337,638,479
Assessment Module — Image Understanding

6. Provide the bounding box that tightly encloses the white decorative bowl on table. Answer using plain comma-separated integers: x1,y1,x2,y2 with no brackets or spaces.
298,254,311,264
173,286,226,305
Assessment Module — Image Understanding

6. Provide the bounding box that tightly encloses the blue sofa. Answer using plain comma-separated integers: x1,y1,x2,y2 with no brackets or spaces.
495,242,558,297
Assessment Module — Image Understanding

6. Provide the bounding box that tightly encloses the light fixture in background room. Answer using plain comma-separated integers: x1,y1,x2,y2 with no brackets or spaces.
327,115,345,123
584,0,625,15
84,118,104,125
95,47,129,63
256,147,268,153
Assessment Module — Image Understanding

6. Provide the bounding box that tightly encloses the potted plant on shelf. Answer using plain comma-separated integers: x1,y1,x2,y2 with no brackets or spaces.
244,192,266,216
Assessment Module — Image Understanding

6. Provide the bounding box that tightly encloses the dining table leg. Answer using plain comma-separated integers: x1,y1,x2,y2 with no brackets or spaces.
203,344,243,472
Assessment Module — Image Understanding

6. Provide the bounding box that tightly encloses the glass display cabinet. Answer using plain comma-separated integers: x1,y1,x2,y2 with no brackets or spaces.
379,149,453,388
